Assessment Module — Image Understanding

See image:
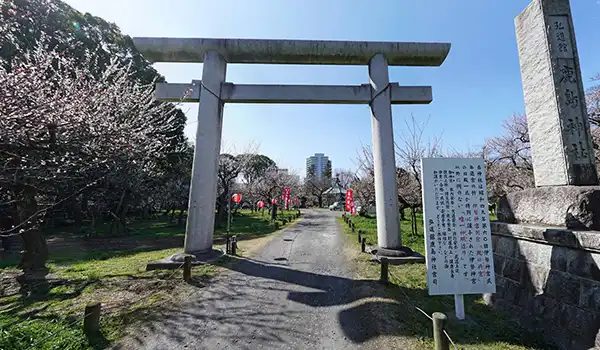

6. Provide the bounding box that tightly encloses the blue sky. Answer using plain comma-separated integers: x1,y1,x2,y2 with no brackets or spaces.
64,0,600,176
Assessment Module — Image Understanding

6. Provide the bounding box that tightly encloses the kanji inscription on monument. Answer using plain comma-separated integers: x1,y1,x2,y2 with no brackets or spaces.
422,158,496,296
549,16,590,165
515,0,597,186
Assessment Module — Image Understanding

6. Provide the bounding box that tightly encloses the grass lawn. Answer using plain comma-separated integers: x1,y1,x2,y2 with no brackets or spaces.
338,212,547,350
41,209,300,240
0,209,298,349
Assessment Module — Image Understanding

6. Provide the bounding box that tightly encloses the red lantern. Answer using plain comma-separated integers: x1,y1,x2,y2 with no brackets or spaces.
231,193,242,203
272,199,277,205
257,201,264,208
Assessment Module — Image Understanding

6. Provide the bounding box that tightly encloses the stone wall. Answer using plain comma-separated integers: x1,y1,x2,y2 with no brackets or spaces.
489,222,600,349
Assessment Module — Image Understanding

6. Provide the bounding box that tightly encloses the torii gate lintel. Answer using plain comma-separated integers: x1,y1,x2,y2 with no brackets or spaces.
156,81,433,105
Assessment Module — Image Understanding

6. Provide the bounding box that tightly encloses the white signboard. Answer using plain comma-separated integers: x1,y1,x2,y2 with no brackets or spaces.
421,158,496,296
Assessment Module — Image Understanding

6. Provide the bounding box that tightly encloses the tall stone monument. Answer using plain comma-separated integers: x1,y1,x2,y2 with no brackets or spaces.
517,0,597,187
489,1,600,348
499,0,600,229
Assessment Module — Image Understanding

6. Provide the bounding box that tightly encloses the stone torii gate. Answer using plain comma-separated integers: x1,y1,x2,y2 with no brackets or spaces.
133,37,450,260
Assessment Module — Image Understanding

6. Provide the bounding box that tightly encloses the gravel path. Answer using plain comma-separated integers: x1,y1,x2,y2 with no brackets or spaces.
112,209,411,350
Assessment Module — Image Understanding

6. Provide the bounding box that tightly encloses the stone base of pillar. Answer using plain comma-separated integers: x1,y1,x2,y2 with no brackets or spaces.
145,249,224,271
497,186,600,230
378,246,415,257
375,246,425,265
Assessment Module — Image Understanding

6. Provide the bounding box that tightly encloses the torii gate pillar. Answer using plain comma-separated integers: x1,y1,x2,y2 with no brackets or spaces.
184,51,226,253
369,53,403,254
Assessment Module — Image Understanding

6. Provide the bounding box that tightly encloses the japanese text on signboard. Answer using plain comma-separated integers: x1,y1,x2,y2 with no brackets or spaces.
421,158,496,296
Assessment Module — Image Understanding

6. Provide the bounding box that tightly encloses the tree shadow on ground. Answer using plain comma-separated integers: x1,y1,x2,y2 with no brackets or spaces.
0,269,214,350
222,256,548,348
0,277,110,349
111,255,549,349
1,277,97,322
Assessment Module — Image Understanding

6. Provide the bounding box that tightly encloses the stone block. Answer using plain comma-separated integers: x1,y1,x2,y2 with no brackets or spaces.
572,336,600,350
561,304,600,338
525,264,550,294
515,285,534,308
549,246,568,272
503,257,525,282
494,275,507,300
532,294,558,317
497,186,600,230
551,332,573,350
493,254,505,275
492,221,558,244
494,236,516,258
516,239,552,266
566,249,600,280
543,228,580,247
146,249,224,270
491,234,500,250
545,270,581,305
492,221,600,253
503,278,521,304
579,280,600,312
575,231,600,252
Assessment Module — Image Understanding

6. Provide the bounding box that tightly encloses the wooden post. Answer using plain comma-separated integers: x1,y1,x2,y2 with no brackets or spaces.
454,294,465,320
231,236,237,255
226,236,231,254
433,312,449,350
183,255,192,281
380,257,389,284
351,222,355,232
83,302,101,336
361,237,366,253
358,229,362,243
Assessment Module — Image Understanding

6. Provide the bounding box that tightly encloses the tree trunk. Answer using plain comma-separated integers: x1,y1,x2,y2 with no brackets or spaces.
317,196,323,208
16,187,48,273
19,228,48,272
410,206,417,236
169,206,175,223
177,206,185,226
110,189,127,235
81,192,89,215
119,202,128,229
216,197,228,228
91,213,96,231
73,197,82,230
